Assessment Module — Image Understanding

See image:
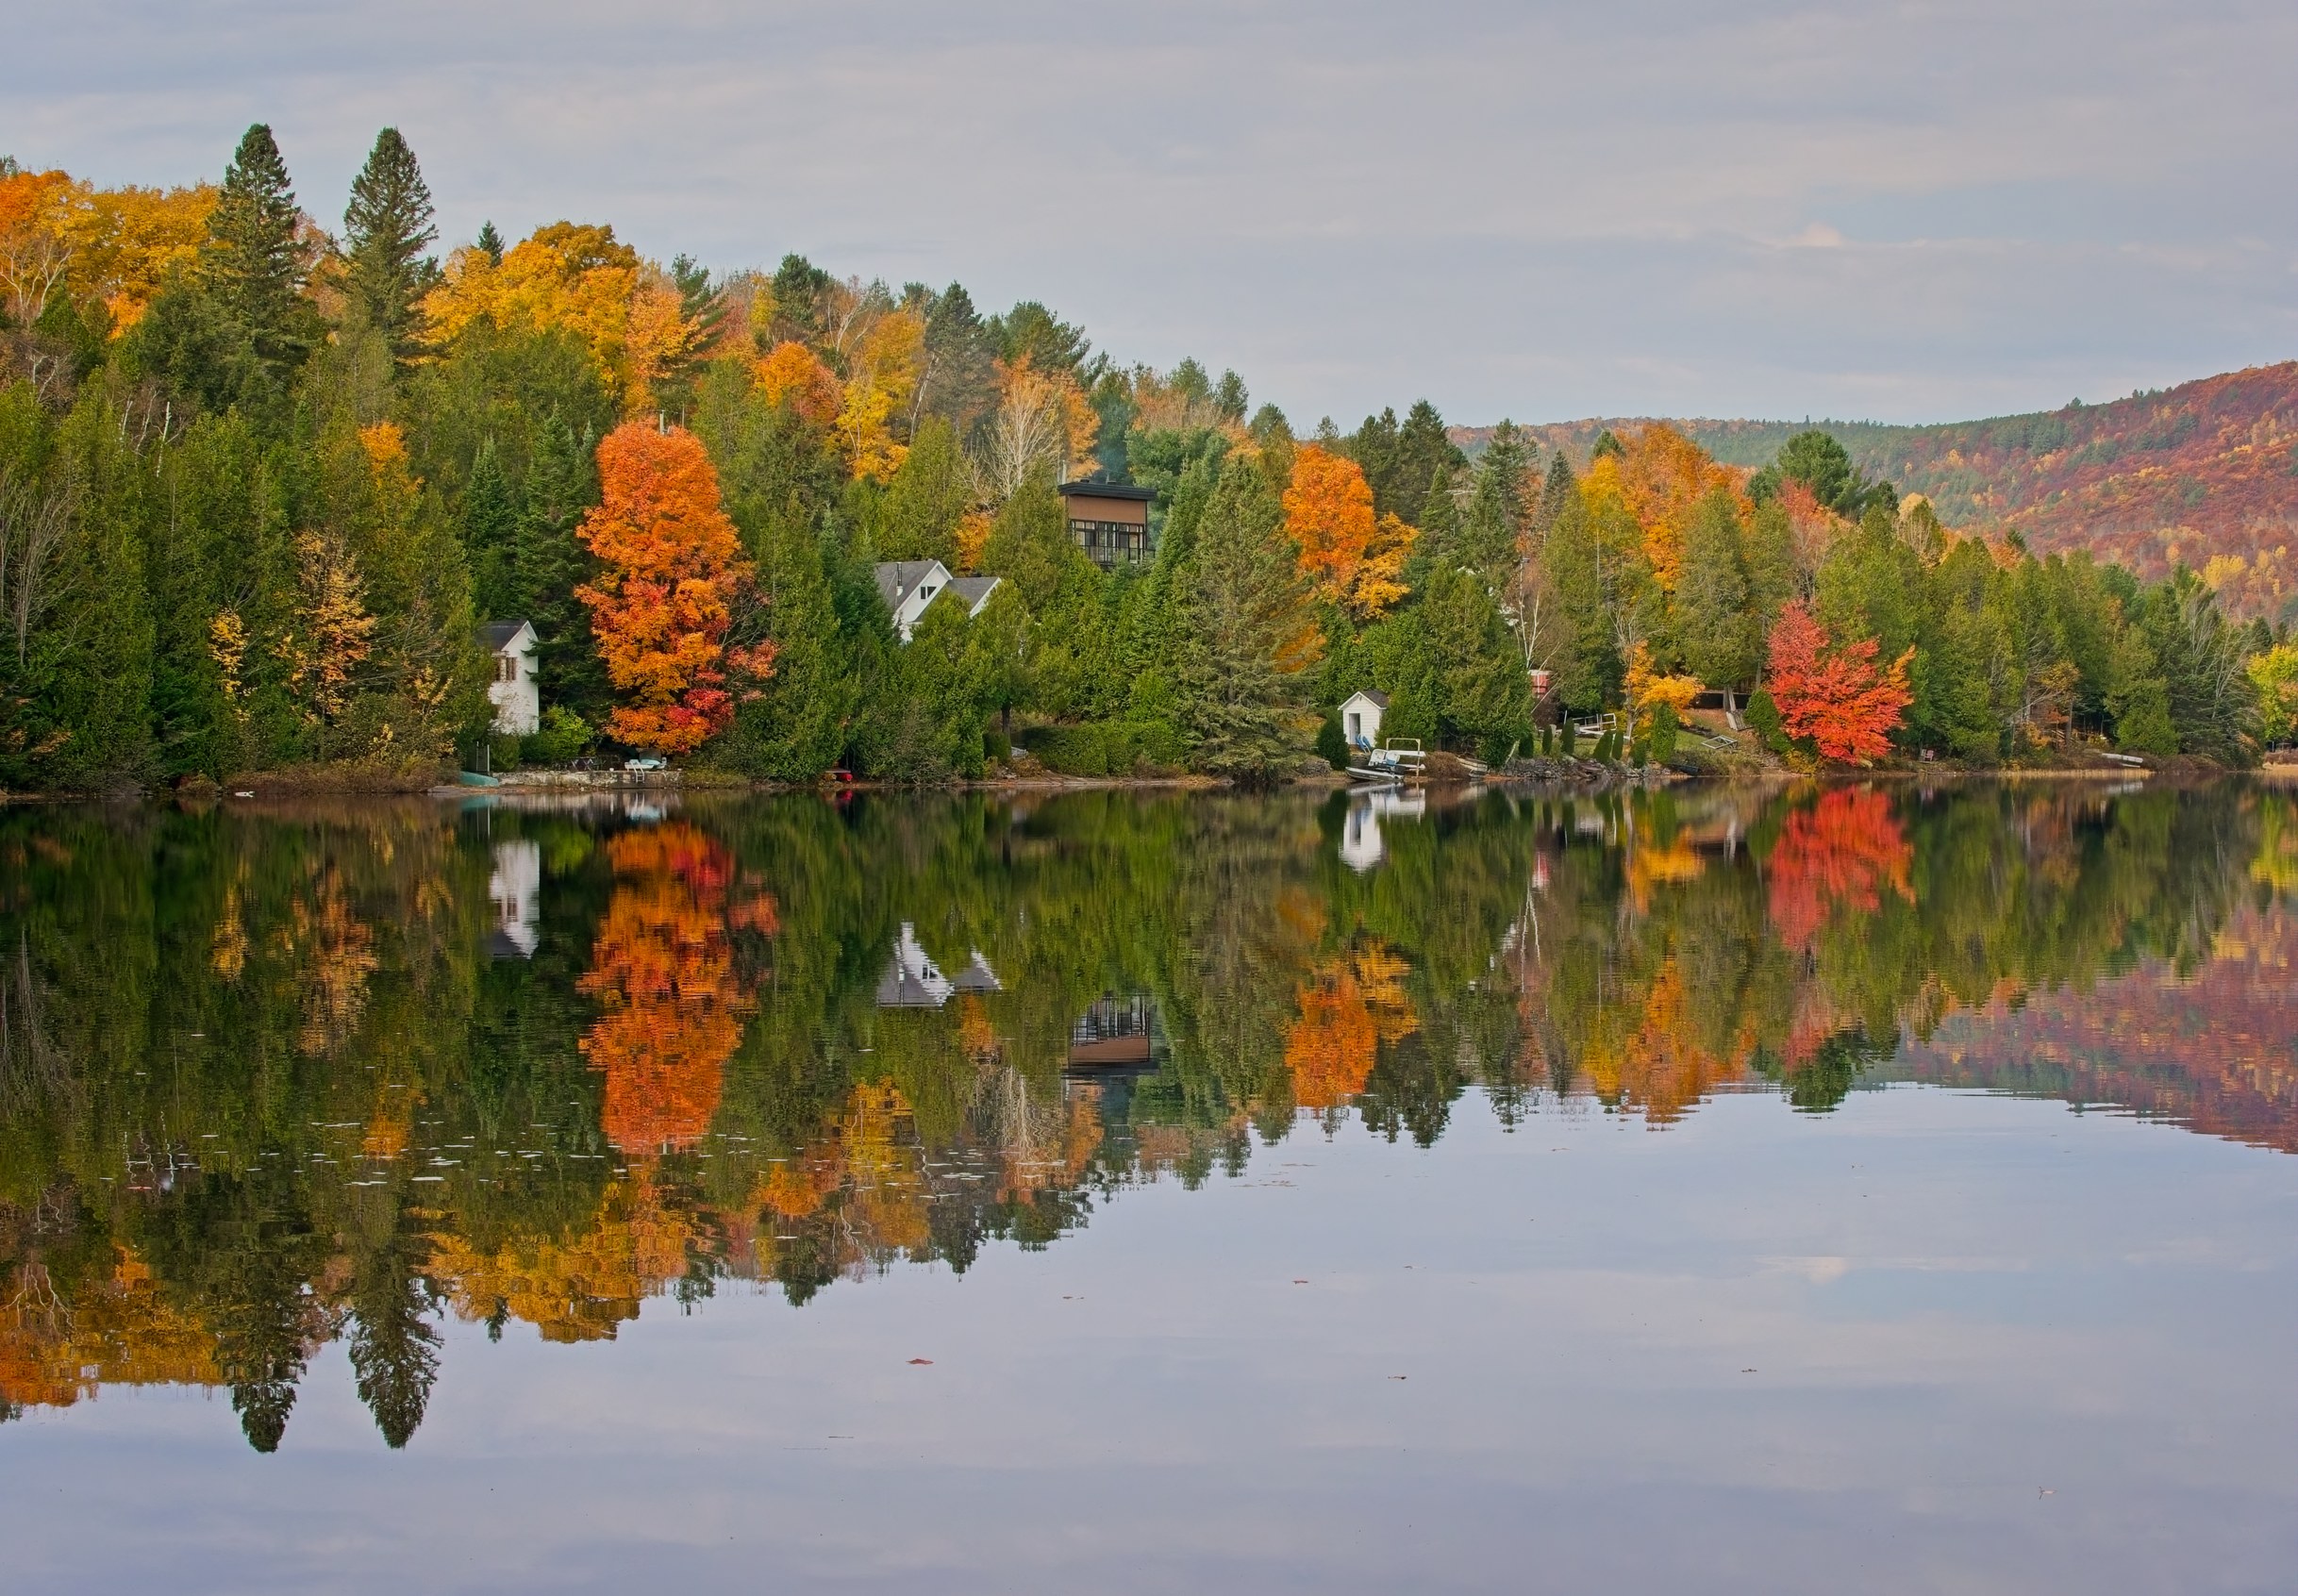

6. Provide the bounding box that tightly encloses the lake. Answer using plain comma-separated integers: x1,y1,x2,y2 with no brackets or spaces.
2,780,2294,1594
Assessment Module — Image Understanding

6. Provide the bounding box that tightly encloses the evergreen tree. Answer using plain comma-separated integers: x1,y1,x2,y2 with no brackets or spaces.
1541,482,1620,713
345,1216,441,1450
1390,399,1463,525
463,438,520,621
473,221,505,264
724,496,852,779
1173,456,1317,781
514,414,608,720
341,127,440,368
207,125,312,383
1675,487,1759,709
877,415,969,564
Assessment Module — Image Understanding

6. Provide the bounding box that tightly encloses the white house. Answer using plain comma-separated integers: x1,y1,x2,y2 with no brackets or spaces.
1338,689,1389,754
486,838,541,959
874,922,1003,1007
1339,786,1426,873
478,621,540,736
874,560,1003,642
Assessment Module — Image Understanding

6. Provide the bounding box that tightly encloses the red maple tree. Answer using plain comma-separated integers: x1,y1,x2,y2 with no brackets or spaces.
1765,602,1912,764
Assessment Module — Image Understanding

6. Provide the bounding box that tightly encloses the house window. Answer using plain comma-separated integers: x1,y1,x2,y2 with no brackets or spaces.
495,654,519,684
1068,520,1147,566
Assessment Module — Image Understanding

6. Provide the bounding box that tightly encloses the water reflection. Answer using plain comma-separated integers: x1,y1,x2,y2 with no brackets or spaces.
1,779,2293,1452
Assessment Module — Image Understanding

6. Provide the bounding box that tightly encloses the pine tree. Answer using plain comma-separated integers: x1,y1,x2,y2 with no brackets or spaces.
724,496,852,778
341,128,440,368
1390,400,1462,525
1542,483,1620,714
1174,457,1318,781
463,438,521,620
877,415,969,564
515,415,608,719
1675,487,1758,710
474,220,505,264
207,125,311,382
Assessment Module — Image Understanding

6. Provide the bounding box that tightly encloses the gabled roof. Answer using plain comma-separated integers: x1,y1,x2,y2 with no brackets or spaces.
1056,480,1157,502
477,620,535,653
946,575,1002,614
874,559,949,613
1340,689,1390,709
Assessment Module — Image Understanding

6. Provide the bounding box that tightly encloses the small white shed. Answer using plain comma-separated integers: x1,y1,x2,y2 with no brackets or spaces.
1338,690,1390,754
479,621,540,736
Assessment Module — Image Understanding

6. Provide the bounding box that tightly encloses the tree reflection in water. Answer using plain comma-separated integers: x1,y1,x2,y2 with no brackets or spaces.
0,779,2292,1446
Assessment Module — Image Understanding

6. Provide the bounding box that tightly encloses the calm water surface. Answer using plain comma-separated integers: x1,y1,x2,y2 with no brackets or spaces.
2,781,2294,1594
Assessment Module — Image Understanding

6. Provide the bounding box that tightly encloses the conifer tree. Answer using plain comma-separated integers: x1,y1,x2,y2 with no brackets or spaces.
207,124,311,381
1675,487,1759,710
462,439,520,621
514,415,608,718
473,220,504,264
341,127,440,368
725,496,852,778
1174,457,1318,781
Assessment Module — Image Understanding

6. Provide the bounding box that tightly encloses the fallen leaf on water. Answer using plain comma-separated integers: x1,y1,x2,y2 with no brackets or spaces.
908,1358,933,1366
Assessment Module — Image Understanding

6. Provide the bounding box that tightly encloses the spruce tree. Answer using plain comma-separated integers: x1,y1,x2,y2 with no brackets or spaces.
474,221,505,264
462,439,521,620
1675,487,1759,710
1390,399,1463,525
514,415,608,719
341,127,440,367
1174,457,1316,781
207,124,311,381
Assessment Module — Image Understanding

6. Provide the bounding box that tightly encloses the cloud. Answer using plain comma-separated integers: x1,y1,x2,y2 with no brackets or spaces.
8,0,2294,424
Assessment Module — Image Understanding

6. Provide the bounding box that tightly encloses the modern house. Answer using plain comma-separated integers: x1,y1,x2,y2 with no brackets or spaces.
874,560,1004,642
1056,480,1156,568
1065,993,1157,1069
479,621,540,736
1338,689,1389,753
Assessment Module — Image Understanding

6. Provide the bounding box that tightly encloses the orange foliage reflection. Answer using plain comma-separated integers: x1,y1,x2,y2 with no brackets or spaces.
1285,942,1418,1109
1766,789,1913,951
578,823,775,1155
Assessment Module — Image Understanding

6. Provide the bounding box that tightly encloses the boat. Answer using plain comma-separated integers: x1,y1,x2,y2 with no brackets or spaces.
1346,738,1427,783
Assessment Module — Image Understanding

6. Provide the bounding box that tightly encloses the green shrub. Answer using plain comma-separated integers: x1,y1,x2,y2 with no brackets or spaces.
983,725,1012,765
1593,728,1619,764
1745,689,1792,756
522,706,592,766
1646,702,1680,765
1022,723,1137,776
1315,717,1349,770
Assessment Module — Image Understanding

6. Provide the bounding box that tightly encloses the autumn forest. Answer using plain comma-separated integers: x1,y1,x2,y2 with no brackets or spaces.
3,125,2294,790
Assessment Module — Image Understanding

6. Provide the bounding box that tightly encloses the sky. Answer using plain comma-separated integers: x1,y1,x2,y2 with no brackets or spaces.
8,0,2296,427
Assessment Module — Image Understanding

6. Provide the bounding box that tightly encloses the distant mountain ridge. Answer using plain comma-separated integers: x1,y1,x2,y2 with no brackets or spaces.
1459,361,2298,621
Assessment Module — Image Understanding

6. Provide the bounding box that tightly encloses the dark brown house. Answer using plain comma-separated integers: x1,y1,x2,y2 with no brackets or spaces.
1057,481,1156,568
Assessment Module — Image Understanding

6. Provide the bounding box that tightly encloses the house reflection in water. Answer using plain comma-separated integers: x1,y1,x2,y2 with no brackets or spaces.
487,838,542,959
1066,993,1157,1070
1339,788,1427,873
874,922,1002,1008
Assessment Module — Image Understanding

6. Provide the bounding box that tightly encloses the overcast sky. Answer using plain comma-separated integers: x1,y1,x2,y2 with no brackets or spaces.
9,0,2295,426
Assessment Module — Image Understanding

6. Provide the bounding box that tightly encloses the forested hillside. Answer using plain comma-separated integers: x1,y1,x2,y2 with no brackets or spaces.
1,125,2291,790
1471,362,2298,623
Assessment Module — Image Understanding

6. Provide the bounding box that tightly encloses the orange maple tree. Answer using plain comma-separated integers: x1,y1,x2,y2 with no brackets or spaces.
1764,602,1911,763
578,823,778,1154
577,423,774,756
1283,444,1416,619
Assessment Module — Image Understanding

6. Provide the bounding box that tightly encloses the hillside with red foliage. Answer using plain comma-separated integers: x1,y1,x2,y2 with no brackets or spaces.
1468,361,2298,620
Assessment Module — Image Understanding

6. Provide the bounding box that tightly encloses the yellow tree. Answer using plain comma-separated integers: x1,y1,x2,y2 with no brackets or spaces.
837,309,924,480
421,223,699,412
1615,424,1744,591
